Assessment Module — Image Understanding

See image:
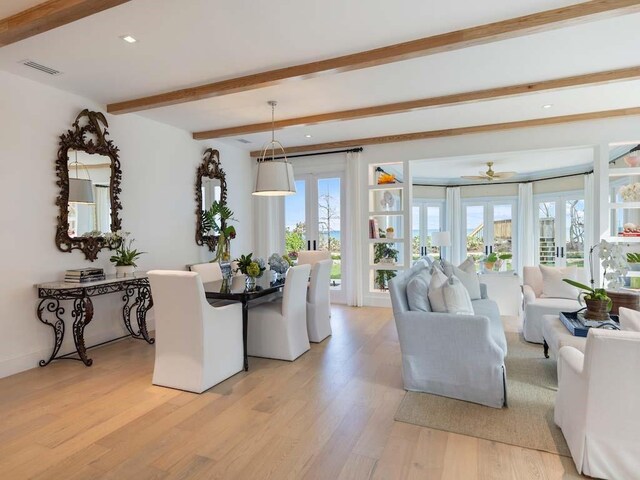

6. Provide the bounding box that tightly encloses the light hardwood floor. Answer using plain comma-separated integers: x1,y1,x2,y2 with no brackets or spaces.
0,306,584,479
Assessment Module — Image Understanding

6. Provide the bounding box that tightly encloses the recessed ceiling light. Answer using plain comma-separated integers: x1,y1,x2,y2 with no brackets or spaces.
542,104,553,109
120,35,137,43
305,134,312,138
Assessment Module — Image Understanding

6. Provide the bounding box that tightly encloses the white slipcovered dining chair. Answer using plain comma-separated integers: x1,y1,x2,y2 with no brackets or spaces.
247,264,311,361
554,329,640,479
189,262,223,283
297,250,330,266
307,259,332,343
148,270,243,393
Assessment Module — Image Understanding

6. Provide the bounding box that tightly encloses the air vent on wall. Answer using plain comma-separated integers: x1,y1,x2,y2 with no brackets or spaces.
20,60,61,76
236,138,251,144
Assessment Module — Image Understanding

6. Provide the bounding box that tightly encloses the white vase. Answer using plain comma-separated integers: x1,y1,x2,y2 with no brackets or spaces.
115,265,135,277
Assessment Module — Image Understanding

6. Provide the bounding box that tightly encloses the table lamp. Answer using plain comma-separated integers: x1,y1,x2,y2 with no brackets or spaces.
431,231,451,266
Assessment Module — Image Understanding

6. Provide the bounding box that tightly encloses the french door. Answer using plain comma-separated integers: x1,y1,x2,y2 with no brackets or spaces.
284,173,345,302
535,196,585,267
412,201,444,261
462,200,516,272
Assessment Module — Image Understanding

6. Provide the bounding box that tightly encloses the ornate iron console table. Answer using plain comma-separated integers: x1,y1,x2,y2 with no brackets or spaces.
35,274,154,367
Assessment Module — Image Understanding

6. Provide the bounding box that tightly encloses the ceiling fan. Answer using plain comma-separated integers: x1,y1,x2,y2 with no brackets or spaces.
461,162,516,182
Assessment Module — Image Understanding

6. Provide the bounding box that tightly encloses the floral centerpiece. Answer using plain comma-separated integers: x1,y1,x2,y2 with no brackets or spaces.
268,253,291,280
202,201,236,262
104,231,145,277
562,239,628,321
234,253,266,289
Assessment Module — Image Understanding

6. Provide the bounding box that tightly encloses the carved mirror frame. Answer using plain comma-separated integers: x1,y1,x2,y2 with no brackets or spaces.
195,148,228,251
55,109,123,261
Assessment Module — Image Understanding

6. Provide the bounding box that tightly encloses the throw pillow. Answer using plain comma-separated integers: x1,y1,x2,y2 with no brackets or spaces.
619,307,640,332
539,265,579,299
442,276,475,315
443,257,481,300
406,269,432,312
427,267,449,313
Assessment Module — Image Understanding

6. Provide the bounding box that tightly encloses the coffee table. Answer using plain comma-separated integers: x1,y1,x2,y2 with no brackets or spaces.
541,314,587,360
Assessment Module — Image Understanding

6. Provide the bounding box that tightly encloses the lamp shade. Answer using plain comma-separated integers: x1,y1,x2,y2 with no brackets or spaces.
253,161,296,196
69,178,94,204
431,231,451,247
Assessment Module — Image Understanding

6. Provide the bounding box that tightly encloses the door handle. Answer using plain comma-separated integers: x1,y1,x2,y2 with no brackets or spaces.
307,240,311,250
313,240,317,251
556,246,559,258
561,247,565,258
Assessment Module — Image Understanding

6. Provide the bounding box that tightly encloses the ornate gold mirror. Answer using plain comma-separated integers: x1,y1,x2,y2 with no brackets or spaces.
195,148,227,251
56,110,122,260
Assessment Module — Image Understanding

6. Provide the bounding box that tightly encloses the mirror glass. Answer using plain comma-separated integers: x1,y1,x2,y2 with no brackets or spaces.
201,177,222,228
67,149,112,238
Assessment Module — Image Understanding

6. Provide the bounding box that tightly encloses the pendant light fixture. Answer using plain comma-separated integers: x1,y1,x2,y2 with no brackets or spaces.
253,101,296,196
68,150,95,204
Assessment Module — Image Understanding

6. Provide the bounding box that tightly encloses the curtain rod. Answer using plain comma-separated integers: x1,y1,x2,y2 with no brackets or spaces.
414,170,593,188
264,147,363,160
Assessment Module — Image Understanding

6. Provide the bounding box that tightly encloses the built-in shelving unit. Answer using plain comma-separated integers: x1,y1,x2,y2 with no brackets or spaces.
606,163,640,242
365,161,411,302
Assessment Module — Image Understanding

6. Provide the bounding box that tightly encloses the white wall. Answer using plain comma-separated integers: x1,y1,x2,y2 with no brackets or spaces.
0,71,253,378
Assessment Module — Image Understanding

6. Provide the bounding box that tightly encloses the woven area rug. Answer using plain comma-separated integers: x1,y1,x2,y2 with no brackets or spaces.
394,333,570,456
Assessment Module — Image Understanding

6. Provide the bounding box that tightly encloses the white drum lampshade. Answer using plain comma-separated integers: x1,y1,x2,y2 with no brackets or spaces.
253,161,296,196
69,178,94,204
431,231,451,247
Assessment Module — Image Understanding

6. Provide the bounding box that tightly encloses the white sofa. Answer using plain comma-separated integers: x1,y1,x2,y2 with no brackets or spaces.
522,266,585,343
389,261,507,408
555,329,640,479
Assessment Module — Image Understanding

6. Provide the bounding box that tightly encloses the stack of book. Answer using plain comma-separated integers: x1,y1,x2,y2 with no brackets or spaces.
368,218,380,239
64,268,105,283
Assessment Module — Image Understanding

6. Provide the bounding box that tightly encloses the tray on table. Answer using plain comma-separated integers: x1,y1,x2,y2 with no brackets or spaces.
559,311,619,337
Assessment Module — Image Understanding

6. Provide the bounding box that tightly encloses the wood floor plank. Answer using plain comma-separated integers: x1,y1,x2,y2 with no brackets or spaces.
0,306,585,479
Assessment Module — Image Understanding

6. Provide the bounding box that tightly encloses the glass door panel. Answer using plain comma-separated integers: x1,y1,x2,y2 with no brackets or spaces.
565,199,585,267
411,206,420,261
538,201,557,266
317,177,342,289
427,206,442,260
284,179,307,258
492,204,513,271
465,205,485,269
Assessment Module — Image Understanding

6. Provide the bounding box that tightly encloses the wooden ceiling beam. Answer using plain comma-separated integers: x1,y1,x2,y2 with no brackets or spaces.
194,66,640,139
249,107,640,157
0,0,131,47
108,0,640,115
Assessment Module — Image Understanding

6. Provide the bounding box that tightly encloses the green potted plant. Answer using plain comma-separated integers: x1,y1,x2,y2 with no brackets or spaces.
104,231,145,277
374,230,398,290
483,252,498,271
202,201,236,262
562,279,612,321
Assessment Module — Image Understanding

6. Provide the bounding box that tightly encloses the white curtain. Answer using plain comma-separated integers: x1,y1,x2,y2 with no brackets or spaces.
517,183,535,276
445,187,461,264
344,151,363,306
584,173,594,261
253,195,284,260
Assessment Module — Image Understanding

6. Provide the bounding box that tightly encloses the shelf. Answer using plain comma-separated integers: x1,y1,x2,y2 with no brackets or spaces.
605,236,640,243
368,184,403,191
369,210,403,216
609,168,640,177
368,238,404,243
610,202,640,209
370,264,404,270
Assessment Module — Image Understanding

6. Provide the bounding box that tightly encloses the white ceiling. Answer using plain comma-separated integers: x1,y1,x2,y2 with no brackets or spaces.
1,0,639,166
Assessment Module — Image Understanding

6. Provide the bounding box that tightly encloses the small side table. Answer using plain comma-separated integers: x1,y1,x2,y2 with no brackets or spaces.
607,290,640,315
541,314,587,360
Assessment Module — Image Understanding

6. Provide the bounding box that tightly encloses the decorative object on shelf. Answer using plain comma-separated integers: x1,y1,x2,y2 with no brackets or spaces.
563,239,628,321
379,190,395,211
64,268,105,283
55,109,123,261
374,231,399,290
619,182,640,202
386,227,395,239
368,218,380,239
375,167,397,185
620,223,640,237
105,231,145,277
253,101,296,196
622,145,640,167
268,253,290,280
195,148,228,252
202,200,236,262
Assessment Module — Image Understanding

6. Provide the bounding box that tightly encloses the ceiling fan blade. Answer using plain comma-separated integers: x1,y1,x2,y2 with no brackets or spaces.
461,175,488,180
493,171,516,179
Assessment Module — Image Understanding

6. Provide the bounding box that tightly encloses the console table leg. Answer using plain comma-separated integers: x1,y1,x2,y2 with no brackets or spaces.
135,283,155,345
37,298,65,367
122,285,142,338
72,296,94,366
543,340,549,359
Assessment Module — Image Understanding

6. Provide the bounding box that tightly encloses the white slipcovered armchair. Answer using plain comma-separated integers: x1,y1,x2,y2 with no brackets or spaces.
522,266,585,343
555,329,640,479
189,262,223,283
307,259,332,343
248,264,312,361
297,250,330,266
148,270,243,393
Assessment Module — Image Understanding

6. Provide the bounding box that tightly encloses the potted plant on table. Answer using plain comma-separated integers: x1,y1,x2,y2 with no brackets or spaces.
104,231,145,277
234,253,266,290
202,200,237,263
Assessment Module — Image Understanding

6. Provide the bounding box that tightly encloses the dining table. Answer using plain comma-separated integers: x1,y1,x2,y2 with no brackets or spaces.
203,275,286,371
